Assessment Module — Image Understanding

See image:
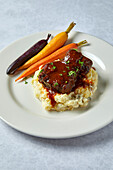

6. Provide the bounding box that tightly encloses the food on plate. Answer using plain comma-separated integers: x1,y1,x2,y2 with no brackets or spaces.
32,49,98,111
6,34,51,75
19,22,76,70
15,40,87,82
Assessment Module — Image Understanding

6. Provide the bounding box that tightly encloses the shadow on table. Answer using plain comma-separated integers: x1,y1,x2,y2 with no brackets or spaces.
34,122,113,147
2,120,113,148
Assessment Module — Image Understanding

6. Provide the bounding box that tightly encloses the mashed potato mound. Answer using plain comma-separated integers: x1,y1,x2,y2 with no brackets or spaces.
32,68,98,111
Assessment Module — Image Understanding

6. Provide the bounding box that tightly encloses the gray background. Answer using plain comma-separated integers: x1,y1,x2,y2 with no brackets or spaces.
0,0,113,169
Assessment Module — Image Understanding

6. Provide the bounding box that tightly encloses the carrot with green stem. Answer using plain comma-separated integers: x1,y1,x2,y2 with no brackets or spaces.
15,40,87,82
19,22,76,70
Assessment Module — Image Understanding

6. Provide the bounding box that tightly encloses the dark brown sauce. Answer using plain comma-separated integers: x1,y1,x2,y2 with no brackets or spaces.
92,67,96,71
46,89,56,107
46,77,92,107
38,50,93,107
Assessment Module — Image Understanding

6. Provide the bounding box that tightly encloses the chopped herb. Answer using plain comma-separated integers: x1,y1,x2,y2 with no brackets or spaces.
63,70,66,73
75,68,79,72
40,69,44,73
59,74,63,76
66,66,69,69
66,60,70,64
54,82,58,86
52,66,56,69
65,81,68,83
37,69,44,77
25,80,28,84
68,71,76,77
23,77,28,84
31,75,34,78
73,48,78,52
50,62,53,65
79,60,84,66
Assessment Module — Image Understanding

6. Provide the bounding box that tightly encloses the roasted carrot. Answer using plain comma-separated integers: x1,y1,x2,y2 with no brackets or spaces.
6,34,51,75
15,40,87,82
19,22,76,70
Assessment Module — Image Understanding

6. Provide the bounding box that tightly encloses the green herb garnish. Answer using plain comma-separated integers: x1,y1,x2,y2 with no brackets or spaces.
54,82,59,86
65,81,68,83
73,48,78,52
40,69,44,73
63,70,66,73
52,66,56,69
68,71,76,77
76,68,79,72
66,66,69,69
25,80,28,84
66,60,70,64
79,60,84,66
59,74,63,76
37,69,44,77
50,62,53,65
23,77,28,84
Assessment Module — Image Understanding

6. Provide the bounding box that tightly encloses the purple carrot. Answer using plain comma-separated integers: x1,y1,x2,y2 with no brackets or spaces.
6,34,51,75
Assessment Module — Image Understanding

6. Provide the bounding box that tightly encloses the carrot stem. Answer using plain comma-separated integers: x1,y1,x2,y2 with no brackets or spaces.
77,40,88,47
18,22,76,70
65,22,76,34
46,33,51,41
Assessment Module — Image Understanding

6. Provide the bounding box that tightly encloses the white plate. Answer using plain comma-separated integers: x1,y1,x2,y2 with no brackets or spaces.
0,31,113,139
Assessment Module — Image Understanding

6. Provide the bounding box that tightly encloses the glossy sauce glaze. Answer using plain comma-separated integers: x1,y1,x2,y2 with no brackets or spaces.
38,49,93,106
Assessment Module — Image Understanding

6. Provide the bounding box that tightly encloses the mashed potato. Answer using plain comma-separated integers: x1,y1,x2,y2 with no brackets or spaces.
32,67,98,111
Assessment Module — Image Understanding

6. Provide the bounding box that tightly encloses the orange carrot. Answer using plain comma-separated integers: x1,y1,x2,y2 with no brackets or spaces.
15,40,87,82
19,22,76,70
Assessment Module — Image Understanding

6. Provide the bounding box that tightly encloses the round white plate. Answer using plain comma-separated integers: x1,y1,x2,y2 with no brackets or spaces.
0,31,113,139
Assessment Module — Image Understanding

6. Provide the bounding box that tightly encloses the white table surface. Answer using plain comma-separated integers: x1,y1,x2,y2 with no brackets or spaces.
0,0,113,169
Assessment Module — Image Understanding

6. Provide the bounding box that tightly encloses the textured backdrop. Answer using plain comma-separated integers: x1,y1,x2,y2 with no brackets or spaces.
0,0,113,169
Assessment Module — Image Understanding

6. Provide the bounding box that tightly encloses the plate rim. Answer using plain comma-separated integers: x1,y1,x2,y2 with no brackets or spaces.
0,30,113,139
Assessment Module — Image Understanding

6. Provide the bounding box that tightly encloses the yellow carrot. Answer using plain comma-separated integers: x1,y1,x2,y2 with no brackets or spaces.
15,40,87,82
19,22,76,70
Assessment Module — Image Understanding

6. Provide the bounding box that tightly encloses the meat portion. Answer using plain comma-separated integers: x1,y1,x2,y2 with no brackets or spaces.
38,49,93,94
